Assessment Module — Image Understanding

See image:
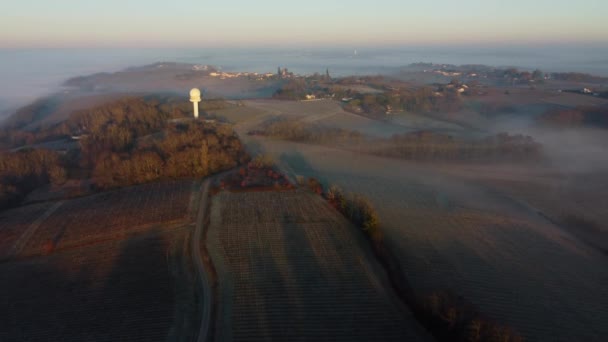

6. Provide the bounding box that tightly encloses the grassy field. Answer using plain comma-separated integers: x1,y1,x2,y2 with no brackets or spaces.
207,190,429,341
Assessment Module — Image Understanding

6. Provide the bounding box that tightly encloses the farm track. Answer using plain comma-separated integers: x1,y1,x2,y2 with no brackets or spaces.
193,178,212,342
8,201,64,259
0,202,54,260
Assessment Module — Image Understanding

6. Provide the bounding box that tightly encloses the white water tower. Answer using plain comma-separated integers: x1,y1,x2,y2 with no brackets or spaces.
190,88,201,118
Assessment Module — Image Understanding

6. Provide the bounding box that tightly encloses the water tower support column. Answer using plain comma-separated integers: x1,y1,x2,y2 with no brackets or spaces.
190,88,202,119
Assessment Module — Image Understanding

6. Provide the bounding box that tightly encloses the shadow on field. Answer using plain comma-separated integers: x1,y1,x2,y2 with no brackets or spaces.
273,220,323,339
0,228,194,341
242,138,265,156
279,150,331,187
279,151,315,175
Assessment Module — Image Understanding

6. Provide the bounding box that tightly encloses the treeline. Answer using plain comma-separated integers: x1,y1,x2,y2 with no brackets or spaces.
0,95,228,147
314,182,522,341
69,97,246,188
344,86,463,115
87,120,247,189
272,79,309,100
251,118,364,143
551,72,608,83
0,149,67,208
0,96,246,210
540,106,608,129
324,184,382,244
500,68,545,84
377,131,542,161
415,290,523,341
271,76,463,114
255,119,541,161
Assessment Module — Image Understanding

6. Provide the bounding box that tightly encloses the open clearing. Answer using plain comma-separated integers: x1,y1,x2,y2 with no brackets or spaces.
207,190,429,342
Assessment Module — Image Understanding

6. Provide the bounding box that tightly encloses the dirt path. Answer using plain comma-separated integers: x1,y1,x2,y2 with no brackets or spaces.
193,179,212,342
9,201,64,259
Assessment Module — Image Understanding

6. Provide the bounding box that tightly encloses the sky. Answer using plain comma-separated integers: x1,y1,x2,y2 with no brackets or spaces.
1,0,607,48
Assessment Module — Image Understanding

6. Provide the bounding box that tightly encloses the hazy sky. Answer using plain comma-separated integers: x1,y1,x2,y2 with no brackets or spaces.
2,0,606,47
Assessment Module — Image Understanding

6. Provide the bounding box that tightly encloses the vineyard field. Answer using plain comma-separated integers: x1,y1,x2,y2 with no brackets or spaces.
20,180,196,256
0,228,199,342
207,190,428,342
0,202,54,260
247,139,608,341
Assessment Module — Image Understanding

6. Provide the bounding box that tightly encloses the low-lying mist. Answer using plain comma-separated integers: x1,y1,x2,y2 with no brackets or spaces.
485,114,608,174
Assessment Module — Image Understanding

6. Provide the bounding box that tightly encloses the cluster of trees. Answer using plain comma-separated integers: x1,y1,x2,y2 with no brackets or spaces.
248,154,275,169
551,72,608,83
302,179,381,243
498,69,608,85
0,149,67,209
219,157,292,191
500,68,545,84
344,86,463,116
325,184,382,244
271,75,464,115
0,96,246,210
272,77,336,101
253,118,364,143
0,96,228,148
540,106,608,128
255,119,541,162
377,131,541,161
415,290,523,341
272,79,309,100
89,120,247,189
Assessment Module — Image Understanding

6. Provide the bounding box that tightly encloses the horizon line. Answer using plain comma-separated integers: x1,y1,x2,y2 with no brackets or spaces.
2,40,608,50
